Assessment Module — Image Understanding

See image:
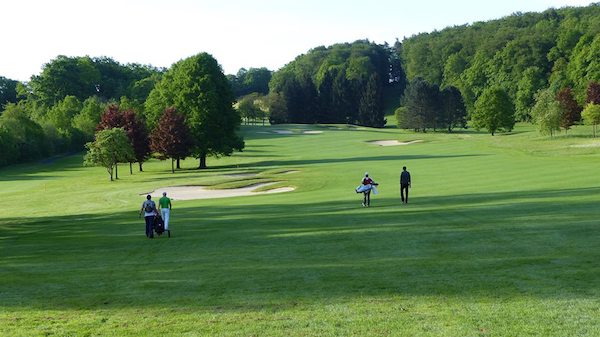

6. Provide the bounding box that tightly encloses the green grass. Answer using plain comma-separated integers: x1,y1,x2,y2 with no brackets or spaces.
1,123,599,336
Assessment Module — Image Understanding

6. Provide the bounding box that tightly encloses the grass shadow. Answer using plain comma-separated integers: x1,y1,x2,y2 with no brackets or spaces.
1,186,598,311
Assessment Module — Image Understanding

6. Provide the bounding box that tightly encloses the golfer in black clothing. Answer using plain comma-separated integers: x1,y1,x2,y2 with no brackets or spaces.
400,166,411,204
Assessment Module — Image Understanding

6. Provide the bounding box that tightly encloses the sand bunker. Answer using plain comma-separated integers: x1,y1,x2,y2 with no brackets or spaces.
303,130,323,134
370,140,423,146
277,170,299,175
225,173,257,178
570,143,600,148
144,182,294,200
273,130,293,134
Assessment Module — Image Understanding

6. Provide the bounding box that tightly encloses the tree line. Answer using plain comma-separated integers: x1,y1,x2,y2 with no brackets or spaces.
5,4,600,168
399,3,600,134
266,40,404,127
0,56,162,167
0,40,402,168
0,53,243,175
84,52,243,180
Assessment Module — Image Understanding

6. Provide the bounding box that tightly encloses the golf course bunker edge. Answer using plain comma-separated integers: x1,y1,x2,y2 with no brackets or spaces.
369,140,423,146
142,182,295,200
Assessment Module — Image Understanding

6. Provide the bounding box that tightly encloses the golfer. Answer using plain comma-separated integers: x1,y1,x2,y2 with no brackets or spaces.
357,172,377,207
158,192,172,231
400,166,411,204
140,195,157,238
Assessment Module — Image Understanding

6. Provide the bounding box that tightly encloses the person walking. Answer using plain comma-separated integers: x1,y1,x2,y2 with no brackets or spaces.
358,172,376,207
400,166,411,204
158,192,172,231
140,195,157,238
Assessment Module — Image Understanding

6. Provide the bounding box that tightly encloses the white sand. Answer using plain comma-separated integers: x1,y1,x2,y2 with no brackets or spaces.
273,130,293,134
145,182,294,200
370,140,423,146
303,130,323,134
277,170,299,175
571,143,600,148
225,173,257,178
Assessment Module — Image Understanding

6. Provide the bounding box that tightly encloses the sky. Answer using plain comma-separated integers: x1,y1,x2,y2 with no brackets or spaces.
0,0,594,82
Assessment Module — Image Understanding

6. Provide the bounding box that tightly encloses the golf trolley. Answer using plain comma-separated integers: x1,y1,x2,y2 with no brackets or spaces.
153,213,171,238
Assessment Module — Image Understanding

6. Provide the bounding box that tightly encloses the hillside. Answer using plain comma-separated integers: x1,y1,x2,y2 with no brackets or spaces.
400,4,600,118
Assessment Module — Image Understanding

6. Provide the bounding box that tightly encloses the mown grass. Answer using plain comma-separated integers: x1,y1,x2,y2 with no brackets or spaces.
1,123,599,336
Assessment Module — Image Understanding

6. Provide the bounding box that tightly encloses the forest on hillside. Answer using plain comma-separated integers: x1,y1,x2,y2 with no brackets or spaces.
400,3,600,119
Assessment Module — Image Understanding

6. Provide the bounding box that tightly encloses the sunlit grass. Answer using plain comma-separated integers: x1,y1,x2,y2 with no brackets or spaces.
1,123,599,336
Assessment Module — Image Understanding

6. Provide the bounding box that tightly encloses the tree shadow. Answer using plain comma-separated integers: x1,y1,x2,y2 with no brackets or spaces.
213,154,488,169
1,186,599,311
0,154,86,181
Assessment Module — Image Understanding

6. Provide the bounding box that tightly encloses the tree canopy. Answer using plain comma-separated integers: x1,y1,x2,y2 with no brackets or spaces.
145,52,244,168
269,40,403,127
472,87,515,135
150,107,192,173
228,68,273,97
28,55,163,105
400,4,600,118
531,88,562,137
83,128,134,181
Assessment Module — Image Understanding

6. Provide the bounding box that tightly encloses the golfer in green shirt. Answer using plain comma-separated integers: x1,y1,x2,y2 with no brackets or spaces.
158,192,172,230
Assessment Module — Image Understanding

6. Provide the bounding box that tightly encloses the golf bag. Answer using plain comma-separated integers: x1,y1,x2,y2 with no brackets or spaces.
153,214,165,235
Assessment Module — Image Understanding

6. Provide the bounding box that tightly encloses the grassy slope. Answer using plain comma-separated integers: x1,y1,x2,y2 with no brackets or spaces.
1,123,599,336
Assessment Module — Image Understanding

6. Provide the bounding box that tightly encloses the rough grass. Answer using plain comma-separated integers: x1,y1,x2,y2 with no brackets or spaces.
1,123,599,336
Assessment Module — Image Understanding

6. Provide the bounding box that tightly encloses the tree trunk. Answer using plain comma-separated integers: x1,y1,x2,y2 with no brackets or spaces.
139,162,143,172
115,163,119,179
108,166,113,181
171,158,175,174
198,154,207,169
176,158,181,169
129,162,133,175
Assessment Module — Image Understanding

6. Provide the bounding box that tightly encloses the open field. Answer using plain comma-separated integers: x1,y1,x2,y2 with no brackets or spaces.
1,123,599,336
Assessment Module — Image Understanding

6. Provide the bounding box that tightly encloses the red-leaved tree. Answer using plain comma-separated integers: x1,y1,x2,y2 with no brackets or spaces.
96,104,124,131
150,107,192,173
122,109,150,172
556,87,582,133
587,81,600,104
96,104,150,173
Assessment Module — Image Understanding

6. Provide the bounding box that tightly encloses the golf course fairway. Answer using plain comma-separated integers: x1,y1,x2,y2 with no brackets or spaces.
1,123,599,336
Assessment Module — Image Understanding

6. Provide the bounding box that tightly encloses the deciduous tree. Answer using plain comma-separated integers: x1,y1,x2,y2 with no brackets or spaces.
0,103,49,161
122,109,150,172
150,107,192,173
0,76,18,109
145,52,244,169
237,93,265,125
97,104,150,172
586,81,600,104
472,87,515,135
556,87,581,133
531,88,561,137
582,103,600,137
84,128,134,181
